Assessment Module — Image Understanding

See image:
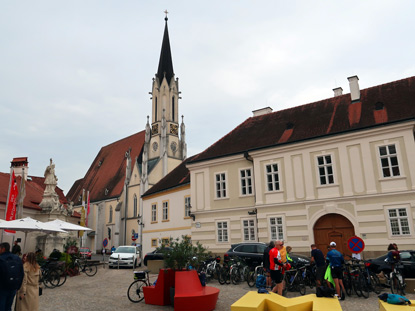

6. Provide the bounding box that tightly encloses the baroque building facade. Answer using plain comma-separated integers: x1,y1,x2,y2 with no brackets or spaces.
185,76,415,258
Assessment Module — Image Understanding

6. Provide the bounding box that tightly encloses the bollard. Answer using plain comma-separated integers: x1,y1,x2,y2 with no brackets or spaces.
118,254,120,269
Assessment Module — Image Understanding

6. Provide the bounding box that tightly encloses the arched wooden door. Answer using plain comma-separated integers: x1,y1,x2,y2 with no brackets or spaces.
313,213,355,257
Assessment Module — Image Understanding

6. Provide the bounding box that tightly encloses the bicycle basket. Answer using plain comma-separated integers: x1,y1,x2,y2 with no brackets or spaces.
134,271,146,280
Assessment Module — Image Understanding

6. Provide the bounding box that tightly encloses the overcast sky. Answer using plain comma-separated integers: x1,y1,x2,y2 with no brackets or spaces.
1,1,414,193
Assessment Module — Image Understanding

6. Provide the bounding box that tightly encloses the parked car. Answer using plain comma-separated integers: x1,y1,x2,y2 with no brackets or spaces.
366,250,415,278
79,247,92,259
225,242,311,267
109,246,141,268
143,247,172,266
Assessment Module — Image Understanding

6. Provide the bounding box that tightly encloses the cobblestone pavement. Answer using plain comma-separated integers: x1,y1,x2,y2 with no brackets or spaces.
38,266,415,311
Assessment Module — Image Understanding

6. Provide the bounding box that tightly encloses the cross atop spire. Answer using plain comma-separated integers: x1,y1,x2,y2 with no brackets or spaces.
157,13,174,86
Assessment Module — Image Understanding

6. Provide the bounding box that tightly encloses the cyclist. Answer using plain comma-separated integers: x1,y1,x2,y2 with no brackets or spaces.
263,241,274,288
386,243,400,272
326,242,345,300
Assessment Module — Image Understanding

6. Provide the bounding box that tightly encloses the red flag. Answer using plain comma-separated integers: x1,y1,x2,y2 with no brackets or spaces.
86,191,90,226
5,171,18,234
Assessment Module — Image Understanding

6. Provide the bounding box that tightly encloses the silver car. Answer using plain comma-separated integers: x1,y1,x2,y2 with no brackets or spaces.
109,246,141,268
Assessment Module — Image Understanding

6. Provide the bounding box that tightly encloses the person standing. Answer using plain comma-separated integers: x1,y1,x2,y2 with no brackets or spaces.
263,241,274,288
310,244,326,287
0,242,24,311
12,241,21,257
269,240,286,295
326,242,345,300
15,252,40,311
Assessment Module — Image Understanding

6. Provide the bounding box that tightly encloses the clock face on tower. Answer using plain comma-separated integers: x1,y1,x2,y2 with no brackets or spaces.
170,124,178,135
152,142,158,152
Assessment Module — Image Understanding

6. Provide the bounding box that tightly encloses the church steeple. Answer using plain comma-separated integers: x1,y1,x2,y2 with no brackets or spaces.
156,13,174,86
147,12,186,177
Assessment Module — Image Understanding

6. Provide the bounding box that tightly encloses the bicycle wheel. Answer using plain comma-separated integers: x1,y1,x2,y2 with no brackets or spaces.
127,280,147,303
247,271,256,287
343,274,352,296
358,274,369,298
44,270,60,288
231,268,239,285
56,270,67,287
83,264,98,276
352,276,362,297
391,273,405,296
369,273,381,294
297,275,306,295
218,267,227,285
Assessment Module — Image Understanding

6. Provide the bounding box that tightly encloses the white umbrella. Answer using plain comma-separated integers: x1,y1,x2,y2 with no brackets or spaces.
45,219,92,231
0,217,67,250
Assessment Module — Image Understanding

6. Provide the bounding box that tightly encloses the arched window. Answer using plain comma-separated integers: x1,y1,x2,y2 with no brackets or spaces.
172,96,175,121
155,97,158,122
109,206,113,223
133,194,138,217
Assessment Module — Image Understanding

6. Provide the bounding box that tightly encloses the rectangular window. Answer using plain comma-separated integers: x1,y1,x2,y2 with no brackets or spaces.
379,144,400,177
317,155,334,185
388,208,410,236
243,219,256,241
162,201,169,221
151,204,157,222
215,173,227,198
266,164,280,191
270,217,284,240
184,196,191,218
151,239,158,247
240,169,253,195
217,221,229,242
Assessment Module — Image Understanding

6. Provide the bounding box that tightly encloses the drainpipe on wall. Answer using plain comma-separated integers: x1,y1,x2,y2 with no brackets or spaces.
244,151,259,242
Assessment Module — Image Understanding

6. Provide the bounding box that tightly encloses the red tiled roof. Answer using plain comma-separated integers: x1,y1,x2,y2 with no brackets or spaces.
67,131,145,204
142,156,194,198
0,173,67,211
190,76,415,163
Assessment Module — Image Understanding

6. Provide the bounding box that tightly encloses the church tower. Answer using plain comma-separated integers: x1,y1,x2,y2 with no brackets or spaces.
144,13,186,181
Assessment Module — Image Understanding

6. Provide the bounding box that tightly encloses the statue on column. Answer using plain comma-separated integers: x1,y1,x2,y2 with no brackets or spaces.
44,158,58,194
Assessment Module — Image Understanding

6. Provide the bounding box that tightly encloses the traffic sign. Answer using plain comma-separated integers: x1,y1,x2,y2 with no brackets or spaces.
103,238,108,248
131,235,137,241
347,236,365,254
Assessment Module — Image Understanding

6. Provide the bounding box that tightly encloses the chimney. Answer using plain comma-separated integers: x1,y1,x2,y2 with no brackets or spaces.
333,87,343,97
11,157,29,180
348,75,360,102
253,107,273,117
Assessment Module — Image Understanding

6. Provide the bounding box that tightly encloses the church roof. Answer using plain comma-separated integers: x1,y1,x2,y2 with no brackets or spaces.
142,156,194,198
66,131,145,204
0,173,67,211
156,17,174,86
189,76,415,164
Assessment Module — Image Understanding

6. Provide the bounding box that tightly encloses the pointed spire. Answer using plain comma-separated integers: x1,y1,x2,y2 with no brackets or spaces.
157,12,174,86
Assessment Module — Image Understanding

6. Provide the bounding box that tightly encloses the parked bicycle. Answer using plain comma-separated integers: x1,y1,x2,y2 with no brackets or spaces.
73,256,98,277
247,262,264,287
385,261,406,295
127,270,152,303
282,263,306,296
40,260,63,288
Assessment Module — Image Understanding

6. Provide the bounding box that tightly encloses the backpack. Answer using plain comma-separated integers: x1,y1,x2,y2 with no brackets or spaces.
256,274,266,288
0,253,24,290
316,286,336,298
379,293,411,305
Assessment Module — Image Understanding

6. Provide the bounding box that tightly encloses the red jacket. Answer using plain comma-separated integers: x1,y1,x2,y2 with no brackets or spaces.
269,247,283,271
